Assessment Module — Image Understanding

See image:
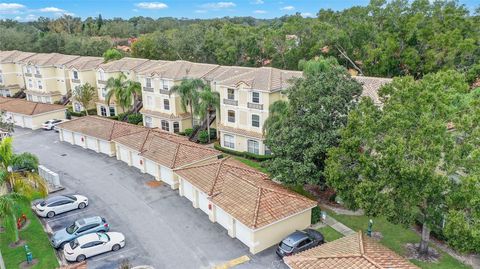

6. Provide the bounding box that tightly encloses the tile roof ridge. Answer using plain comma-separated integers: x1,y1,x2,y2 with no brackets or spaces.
161,135,219,153
258,185,317,205
30,102,39,115
358,231,365,255
268,67,273,91
201,65,222,79
216,68,257,84
139,129,153,152
252,187,264,228
171,142,181,168
361,254,385,269
174,158,221,172
207,157,230,196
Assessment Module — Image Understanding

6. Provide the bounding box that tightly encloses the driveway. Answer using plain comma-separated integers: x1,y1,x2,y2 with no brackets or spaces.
12,128,286,269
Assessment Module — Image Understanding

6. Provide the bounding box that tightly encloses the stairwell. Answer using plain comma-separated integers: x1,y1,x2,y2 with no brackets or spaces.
189,112,216,143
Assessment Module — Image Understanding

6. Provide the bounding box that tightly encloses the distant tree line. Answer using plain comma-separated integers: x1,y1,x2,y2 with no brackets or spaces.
0,0,479,80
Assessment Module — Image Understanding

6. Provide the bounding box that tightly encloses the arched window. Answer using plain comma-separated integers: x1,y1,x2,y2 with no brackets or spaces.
161,120,170,132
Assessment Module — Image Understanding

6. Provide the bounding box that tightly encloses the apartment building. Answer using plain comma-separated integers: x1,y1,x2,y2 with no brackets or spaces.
95,57,149,117
19,53,80,104
137,60,220,133
0,50,36,97
65,56,104,112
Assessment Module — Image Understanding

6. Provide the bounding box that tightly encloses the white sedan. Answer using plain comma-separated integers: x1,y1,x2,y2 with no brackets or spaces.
42,119,64,130
63,232,126,262
32,195,88,218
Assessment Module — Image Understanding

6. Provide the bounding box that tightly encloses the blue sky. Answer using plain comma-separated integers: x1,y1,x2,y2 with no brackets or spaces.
0,0,478,21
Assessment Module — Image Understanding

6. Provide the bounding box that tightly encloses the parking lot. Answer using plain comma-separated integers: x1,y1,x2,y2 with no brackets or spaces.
12,128,285,269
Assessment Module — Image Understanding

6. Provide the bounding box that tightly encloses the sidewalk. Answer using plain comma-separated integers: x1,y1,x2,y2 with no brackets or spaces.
311,215,356,236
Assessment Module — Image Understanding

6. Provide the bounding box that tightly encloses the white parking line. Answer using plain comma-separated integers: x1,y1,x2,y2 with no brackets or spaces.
45,209,91,223
91,247,137,262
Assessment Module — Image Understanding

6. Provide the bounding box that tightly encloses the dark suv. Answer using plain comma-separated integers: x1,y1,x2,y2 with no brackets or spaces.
276,229,324,258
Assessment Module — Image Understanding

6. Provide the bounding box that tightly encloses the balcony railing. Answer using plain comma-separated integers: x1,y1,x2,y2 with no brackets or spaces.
97,80,107,85
143,86,154,92
223,98,238,106
247,102,263,110
71,79,81,84
34,74,42,78
159,89,170,95
25,73,32,77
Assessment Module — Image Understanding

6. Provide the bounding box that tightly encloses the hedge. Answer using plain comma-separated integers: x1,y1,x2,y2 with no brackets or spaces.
67,108,97,117
213,142,273,161
311,206,321,224
127,113,143,125
198,130,209,144
184,128,194,137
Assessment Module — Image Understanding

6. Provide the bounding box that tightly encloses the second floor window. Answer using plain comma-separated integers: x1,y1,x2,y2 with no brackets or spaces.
28,79,33,88
35,66,40,75
37,80,43,90
227,88,235,100
161,80,169,90
145,78,152,88
73,71,78,79
164,99,170,110
0,75,3,84
26,66,31,74
252,114,260,127
101,88,107,98
252,92,260,103
161,120,170,132
228,110,235,123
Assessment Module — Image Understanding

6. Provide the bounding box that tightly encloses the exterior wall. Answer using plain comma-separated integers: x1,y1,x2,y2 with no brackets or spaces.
0,63,24,89
251,209,312,254
218,130,268,155
70,69,98,111
96,102,119,117
30,110,67,130
142,113,191,133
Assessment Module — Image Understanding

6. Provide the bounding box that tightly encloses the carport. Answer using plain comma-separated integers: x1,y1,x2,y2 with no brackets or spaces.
175,157,317,254
0,97,66,130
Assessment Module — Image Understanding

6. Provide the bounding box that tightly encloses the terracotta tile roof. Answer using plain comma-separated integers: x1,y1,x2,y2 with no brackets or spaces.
113,127,188,152
203,66,255,82
217,67,303,92
66,56,104,71
138,132,219,169
284,232,419,269
0,50,36,64
135,60,172,75
57,261,87,269
353,76,392,105
137,60,221,80
97,57,150,72
218,123,264,139
140,108,191,120
175,157,317,229
19,53,80,67
0,97,65,115
58,116,145,141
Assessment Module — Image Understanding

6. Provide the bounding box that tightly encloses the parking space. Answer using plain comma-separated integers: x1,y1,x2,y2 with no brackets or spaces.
13,128,286,269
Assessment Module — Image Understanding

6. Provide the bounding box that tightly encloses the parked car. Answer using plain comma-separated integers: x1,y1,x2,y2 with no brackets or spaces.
276,229,324,257
32,194,88,218
63,232,126,262
51,216,110,249
42,119,64,130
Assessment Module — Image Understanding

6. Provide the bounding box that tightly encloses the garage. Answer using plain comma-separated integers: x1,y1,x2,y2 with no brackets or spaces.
0,98,66,130
216,206,232,231
145,159,158,177
73,133,85,148
160,166,174,186
63,130,74,144
13,114,24,127
132,152,143,171
99,140,113,156
86,136,98,151
235,220,252,247
198,192,210,214
118,146,130,164
182,179,194,202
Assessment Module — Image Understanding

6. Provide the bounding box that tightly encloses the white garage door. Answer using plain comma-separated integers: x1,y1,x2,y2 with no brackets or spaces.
13,115,23,127
99,141,111,155
132,153,143,171
24,117,33,129
199,192,210,214
235,220,252,247
160,166,173,186
216,206,231,230
63,130,73,144
73,133,85,147
183,180,194,202
145,159,157,177
86,137,98,151
119,146,130,164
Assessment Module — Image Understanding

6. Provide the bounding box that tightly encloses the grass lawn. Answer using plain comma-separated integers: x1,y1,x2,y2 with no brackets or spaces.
324,209,471,269
233,156,269,174
0,200,59,269
317,225,344,242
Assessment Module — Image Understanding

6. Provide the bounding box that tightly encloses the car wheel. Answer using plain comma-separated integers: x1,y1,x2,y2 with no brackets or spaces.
112,244,121,251
76,255,86,262
78,202,86,209
47,211,55,218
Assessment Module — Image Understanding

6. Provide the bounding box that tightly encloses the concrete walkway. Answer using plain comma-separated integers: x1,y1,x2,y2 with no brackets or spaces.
310,215,356,237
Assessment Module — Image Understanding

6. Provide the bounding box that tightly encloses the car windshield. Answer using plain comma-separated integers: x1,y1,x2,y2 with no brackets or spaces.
98,233,109,242
280,241,293,252
63,195,77,201
39,200,46,206
44,121,51,124
66,223,78,234
69,239,79,250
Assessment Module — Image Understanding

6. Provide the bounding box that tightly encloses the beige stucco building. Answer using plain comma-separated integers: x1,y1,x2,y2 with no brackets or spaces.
95,57,150,117
0,97,66,129
0,50,36,97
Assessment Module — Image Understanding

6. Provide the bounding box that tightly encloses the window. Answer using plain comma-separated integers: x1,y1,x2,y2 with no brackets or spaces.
26,66,31,74
46,97,52,104
41,96,47,103
28,79,33,88
37,80,43,90
227,88,235,100
99,70,105,80
145,116,152,128
251,114,260,128
145,78,151,88
297,238,312,248
161,120,169,132
27,94,32,101
146,96,153,107
100,106,107,116
101,88,107,98
163,99,170,110
161,80,169,90
173,122,180,133
248,140,259,154
224,134,234,149
73,70,78,79
35,66,40,75
265,144,271,155
109,106,116,116
74,103,82,112
0,75,3,84
227,110,235,123
252,92,260,103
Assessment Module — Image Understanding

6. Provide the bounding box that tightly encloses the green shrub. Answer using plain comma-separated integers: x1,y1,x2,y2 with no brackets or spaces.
311,206,321,224
213,142,273,161
66,110,72,120
198,130,209,144
117,112,129,121
86,108,97,115
127,113,143,125
244,151,273,161
108,115,119,120
178,132,186,136
185,128,194,137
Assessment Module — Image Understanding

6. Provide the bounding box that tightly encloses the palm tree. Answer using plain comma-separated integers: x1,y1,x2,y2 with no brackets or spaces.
0,193,24,243
72,83,96,115
171,79,204,128
125,80,142,113
197,86,220,143
105,74,142,114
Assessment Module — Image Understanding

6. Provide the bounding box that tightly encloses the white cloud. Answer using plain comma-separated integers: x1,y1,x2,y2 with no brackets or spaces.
301,12,313,18
254,10,267,14
195,9,207,13
39,7,65,13
135,2,168,9
132,8,139,12
253,0,264,4
15,14,37,22
0,3,25,14
280,5,294,11
201,2,236,9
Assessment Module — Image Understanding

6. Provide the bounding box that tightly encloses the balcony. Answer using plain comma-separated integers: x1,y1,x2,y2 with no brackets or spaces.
223,98,238,106
34,74,42,78
159,89,170,95
71,78,81,84
25,73,32,77
247,102,263,110
143,86,154,92
97,80,107,85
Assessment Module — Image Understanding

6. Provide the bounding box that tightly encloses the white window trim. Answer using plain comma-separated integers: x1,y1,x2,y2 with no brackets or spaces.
227,110,236,123
251,113,261,128
247,139,260,155
251,91,261,104
223,134,235,149
227,88,235,100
